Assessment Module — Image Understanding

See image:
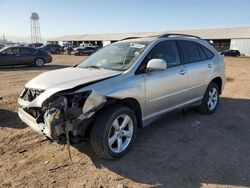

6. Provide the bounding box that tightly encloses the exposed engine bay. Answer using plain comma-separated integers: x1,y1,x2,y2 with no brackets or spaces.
45,91,107,143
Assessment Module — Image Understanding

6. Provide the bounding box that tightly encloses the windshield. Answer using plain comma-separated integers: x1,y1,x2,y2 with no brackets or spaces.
77,41,151,71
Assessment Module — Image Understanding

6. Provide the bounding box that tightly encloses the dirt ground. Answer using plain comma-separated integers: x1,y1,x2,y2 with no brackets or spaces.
0,55,250,188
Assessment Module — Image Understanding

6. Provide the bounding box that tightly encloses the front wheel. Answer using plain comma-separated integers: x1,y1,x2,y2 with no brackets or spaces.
199,82,220,114
90,105,137,160
35,58,45,67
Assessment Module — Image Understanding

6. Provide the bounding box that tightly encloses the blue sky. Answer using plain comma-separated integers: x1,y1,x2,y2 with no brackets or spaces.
1,0,250,38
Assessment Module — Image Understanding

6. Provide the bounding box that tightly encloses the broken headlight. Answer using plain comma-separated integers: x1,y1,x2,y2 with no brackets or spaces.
20,88,44,102
42,91,91,110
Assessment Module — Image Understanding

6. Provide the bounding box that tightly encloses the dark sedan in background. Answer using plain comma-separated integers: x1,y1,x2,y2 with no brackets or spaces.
221,49,241,57
71,46,99,56
0,46,52,67
27,43,44,48
37,44,63,54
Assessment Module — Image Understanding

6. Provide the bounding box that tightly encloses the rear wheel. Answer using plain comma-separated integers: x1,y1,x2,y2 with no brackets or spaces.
199,82,219,114
35,58,45,67
90,105,137,160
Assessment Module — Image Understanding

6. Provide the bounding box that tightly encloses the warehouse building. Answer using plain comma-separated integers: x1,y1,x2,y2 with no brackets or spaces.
47,27,250,56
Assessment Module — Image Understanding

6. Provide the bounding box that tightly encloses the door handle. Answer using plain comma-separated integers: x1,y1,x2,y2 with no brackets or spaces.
207,63,213,68
179,69,187,75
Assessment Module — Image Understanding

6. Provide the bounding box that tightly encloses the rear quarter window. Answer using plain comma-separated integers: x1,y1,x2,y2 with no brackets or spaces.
200,45,214,59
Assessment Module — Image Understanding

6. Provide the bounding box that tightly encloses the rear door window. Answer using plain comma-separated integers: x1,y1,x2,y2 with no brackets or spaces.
20,48,35,55
179,40,214,63
179,40,200,63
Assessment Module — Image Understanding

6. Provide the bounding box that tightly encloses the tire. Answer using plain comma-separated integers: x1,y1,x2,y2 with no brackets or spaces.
90,105,137,160
35,58,45,67
199,82,220,114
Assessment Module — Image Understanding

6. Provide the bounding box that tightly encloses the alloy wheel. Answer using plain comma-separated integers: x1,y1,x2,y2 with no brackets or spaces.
35,59,44,67
207,87,218,111
108,114,134,153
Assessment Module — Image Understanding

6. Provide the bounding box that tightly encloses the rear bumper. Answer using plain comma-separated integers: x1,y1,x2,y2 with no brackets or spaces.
18,108,52,139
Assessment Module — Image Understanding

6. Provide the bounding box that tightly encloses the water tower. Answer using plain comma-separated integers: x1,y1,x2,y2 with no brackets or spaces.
30,12,41,43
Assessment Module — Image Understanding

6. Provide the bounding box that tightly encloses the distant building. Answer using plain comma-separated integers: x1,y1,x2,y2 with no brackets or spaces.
47,27,250,56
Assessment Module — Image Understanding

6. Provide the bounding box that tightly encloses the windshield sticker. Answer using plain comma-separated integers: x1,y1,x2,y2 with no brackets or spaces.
130,43,145,49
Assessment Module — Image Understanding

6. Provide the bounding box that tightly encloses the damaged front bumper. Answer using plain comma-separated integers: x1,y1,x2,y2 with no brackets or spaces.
18,107,53,138
18,89,107,143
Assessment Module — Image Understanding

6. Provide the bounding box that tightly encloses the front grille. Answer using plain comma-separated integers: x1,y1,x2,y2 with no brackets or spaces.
20,88,44,102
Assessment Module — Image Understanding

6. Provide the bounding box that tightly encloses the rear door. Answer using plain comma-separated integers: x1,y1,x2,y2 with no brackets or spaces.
20,47,36,64
143,40,188,117
177,40,215,102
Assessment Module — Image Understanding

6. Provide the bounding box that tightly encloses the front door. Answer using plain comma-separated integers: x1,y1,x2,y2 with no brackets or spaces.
0,47,21,66
143,40,188,118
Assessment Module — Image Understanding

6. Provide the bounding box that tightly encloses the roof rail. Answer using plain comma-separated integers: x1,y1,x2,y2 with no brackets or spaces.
158,33,202,39
120,37,142,41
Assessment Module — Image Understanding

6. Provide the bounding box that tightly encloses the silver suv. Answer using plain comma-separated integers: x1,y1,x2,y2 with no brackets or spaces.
18,34,226,159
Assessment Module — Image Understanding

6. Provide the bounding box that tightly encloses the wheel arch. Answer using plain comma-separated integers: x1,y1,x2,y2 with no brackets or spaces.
210,77,222,94
83,97,143,138
34,57,45,63
105,97,143,128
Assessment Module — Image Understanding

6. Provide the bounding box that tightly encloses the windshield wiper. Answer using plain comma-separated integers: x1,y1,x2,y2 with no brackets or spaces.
82,65,123,71
83,65,102,69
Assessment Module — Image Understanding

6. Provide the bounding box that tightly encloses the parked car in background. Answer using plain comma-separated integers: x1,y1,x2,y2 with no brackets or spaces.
71,46,99,56
0,46,52,67
62,41,74,48
37,44,63,54
27,43,44,48
18,34,225,159
64,46,74,55
221,49,240,57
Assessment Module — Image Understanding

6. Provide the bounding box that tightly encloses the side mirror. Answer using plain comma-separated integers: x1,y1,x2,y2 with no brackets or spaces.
146,59,167,72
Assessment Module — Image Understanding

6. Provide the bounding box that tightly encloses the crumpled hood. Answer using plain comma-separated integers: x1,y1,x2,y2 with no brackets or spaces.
25,67,121,91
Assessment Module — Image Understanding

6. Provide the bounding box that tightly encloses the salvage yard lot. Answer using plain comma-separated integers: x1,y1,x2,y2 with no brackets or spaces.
0,55,250,188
